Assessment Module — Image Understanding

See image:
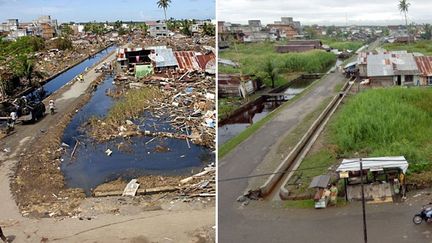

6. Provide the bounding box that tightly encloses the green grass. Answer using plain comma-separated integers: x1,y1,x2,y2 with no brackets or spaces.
284,199,315,208
219,42,336,87
218,75,327,159
382,40,432,56
293,87,432,190
218,97,242,121
321,38,364,51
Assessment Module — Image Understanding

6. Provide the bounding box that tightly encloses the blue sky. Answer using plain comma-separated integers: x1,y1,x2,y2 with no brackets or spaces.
0,0,215,23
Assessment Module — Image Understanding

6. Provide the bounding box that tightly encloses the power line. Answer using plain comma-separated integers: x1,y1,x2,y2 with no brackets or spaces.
218,158,407,183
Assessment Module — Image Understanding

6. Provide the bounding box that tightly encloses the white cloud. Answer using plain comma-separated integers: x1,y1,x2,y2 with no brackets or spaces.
218,0,432,25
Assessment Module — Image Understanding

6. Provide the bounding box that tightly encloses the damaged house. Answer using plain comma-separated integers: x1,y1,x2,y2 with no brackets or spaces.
218,74,258,98
117,46,216,78
117,47,153,78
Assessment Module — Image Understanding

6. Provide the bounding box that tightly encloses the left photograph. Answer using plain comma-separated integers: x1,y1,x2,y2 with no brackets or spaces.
0,0,215,242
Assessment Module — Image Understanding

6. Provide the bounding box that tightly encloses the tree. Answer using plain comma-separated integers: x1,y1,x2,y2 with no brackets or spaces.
53,37,73,50
10,55,36,86
202,22,215,36
398,0,410,41
422,24,432,40
60,24,74,36
180,19,192,36
263,59,279,88
157,0,171,22
304,26,318,39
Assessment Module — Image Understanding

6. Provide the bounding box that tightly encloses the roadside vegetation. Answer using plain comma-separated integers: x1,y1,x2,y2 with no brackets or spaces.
288,87,432,194
383,40,432,55
219,41,336,88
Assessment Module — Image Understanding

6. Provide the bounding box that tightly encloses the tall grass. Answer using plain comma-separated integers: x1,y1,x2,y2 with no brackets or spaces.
321,38,364,51
329,88,432,172
106,87,162,124
219,42,336,87
383,40,432,56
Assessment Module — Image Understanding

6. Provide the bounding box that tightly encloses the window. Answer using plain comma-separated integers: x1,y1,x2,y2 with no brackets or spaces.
428,76,432,85
156,27,160,30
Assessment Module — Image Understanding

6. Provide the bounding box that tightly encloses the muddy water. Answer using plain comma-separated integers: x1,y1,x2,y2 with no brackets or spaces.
61,75,212,194
218,78,315,145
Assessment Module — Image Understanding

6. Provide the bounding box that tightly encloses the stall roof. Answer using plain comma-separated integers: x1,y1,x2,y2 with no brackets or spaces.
344,61,358,69
309,175,331,188
336,156,408,173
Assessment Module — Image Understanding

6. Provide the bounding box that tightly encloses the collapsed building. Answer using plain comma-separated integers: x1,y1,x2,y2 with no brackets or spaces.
116,46,216,77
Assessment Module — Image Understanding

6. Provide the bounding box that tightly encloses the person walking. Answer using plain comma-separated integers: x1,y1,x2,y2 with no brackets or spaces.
0,226,7,242
49,99,55,115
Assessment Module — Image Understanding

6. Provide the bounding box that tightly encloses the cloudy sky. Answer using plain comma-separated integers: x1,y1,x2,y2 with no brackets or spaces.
218,0,432,26
0,0,215,23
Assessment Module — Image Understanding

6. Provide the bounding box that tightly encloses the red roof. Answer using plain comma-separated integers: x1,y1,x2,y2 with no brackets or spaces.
415,56,432,76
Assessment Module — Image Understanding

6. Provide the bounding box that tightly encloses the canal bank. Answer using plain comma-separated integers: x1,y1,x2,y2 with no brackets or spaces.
13,44,116,100
218,74,321,146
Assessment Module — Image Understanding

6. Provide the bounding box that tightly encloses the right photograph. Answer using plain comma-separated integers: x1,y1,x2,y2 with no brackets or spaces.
217,0,432,242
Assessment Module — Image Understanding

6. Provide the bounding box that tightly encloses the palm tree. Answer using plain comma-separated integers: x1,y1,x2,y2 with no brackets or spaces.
398,0,410,41
157,0,171,22
264,59,279,88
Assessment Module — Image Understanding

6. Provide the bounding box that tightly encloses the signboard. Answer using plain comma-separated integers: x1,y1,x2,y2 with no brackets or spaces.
339,171,349,179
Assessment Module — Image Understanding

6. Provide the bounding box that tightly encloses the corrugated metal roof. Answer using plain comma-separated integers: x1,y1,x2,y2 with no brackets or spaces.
336,156,408,174
367,53,394,76
174,51,201,71
195,52,215,70
149,48,178,68
367,52,419,77
415,56,432,76
392,53,419,75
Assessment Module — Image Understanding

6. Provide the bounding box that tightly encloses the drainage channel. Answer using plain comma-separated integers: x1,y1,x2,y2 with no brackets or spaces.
259,80,354,201
218,76,317,145
60,75,213,195
27,45,117,100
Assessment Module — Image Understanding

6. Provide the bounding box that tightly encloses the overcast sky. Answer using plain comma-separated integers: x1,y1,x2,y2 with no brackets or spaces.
0,0,215,23
218,0,432,26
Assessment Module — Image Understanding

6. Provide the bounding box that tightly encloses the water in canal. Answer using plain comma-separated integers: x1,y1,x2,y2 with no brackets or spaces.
61,75,213,194
29,45,117,100
218,77,315,145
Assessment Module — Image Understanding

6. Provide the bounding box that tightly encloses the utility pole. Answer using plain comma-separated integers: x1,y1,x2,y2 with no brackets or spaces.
359,158,368,243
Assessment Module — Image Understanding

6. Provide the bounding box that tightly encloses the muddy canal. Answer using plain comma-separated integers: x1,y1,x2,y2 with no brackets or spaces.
61,75,213,194
218,77,315,145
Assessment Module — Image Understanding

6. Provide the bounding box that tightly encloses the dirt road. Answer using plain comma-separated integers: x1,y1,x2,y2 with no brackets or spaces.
0,47,215,242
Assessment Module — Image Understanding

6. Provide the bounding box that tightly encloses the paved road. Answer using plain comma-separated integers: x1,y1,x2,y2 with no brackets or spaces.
218,70,347,241
221,192,432,243
217,39,430,243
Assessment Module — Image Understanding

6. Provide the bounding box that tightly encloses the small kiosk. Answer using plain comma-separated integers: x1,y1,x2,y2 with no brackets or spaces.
336,156,408,202
309,175,331,209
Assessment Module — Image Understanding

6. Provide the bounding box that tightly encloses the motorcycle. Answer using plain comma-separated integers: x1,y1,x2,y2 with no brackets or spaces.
413,203,432,224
